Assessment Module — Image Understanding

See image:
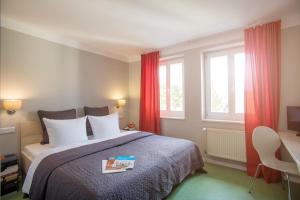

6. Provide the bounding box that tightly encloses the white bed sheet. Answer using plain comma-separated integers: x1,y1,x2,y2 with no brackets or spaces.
23,135,96,160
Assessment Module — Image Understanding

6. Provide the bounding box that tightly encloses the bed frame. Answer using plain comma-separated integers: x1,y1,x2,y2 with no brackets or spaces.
20,121,43,174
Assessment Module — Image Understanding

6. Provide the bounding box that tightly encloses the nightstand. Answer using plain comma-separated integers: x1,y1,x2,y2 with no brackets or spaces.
123,127,137,131
1,154,20,196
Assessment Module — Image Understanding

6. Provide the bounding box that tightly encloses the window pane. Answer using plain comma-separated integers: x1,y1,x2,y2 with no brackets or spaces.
210,56,228,113
234,53,245,113
159,65,167,110
170,63,183,111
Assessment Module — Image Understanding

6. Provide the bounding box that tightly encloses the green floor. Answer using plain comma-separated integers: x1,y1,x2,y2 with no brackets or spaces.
2,163,299,200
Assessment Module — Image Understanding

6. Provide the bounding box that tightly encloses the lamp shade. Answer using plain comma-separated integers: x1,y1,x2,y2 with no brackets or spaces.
117,99,126,107
3,99,22,111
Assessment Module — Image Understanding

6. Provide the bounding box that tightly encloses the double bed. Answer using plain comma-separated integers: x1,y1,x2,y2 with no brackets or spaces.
20,121,204,200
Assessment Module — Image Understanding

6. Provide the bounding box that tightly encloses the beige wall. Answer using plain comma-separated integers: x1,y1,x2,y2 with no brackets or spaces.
128,61,141,130
128,25,300,150
1,25,299,157
0,27,129,155
279,25,300,130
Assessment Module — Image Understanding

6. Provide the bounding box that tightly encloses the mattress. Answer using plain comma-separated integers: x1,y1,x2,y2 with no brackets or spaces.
23,143,51,160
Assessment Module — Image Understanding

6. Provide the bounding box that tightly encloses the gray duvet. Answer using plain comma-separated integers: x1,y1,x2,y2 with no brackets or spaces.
29,132,204,200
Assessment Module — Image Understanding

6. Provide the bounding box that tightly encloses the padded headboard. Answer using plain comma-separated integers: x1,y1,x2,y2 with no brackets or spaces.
20,121,42,150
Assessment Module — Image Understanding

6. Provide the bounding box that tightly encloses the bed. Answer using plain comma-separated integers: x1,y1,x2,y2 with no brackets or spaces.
20,121,204,200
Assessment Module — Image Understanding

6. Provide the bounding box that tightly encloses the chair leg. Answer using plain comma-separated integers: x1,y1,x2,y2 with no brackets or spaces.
281,172,285,190
248,163,262,193
285,173,292,200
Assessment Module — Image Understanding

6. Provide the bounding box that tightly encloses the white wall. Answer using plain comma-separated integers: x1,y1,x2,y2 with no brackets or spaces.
128,25,300,153
0,27,129,155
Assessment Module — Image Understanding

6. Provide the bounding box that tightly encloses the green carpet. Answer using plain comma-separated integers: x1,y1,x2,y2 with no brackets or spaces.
2,163,299,200
168,163,300,200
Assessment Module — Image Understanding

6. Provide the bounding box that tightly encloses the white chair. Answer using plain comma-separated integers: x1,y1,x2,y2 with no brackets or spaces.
249,126,299,200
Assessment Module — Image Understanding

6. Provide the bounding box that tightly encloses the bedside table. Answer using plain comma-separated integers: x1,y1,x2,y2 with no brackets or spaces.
122,127,137,131
1,154,20,196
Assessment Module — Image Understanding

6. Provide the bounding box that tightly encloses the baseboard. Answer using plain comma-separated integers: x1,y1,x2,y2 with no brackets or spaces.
205,155,300,184
204,155,246,171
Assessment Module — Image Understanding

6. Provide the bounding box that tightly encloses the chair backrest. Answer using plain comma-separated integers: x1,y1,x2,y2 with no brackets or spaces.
252,126,281,163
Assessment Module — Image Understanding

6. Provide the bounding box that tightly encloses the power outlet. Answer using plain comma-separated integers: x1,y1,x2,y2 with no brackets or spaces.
0,127,16,135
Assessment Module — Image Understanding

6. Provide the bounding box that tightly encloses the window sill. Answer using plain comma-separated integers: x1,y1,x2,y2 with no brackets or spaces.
160,116,185,120
201,119,244,124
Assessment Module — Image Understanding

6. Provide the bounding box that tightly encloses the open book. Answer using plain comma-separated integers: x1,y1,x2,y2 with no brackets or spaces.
102,155,135,174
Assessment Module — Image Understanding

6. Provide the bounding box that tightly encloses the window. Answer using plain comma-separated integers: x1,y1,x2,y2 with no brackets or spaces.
204,47,245,121
159,58,184,119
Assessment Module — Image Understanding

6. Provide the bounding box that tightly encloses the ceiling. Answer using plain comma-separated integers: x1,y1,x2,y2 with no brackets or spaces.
1,0,300,62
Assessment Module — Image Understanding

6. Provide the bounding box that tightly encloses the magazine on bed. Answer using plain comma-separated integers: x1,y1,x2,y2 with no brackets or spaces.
102,155,135,174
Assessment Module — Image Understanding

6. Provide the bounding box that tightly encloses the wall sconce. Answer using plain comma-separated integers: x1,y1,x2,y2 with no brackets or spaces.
3,99,22,115
116,99,126,109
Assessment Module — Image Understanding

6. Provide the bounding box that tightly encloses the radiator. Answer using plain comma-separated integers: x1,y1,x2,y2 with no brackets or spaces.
206,128,246,162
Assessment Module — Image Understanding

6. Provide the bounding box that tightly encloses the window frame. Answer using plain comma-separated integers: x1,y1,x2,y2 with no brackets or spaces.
203,46,245,122
159,57,185,119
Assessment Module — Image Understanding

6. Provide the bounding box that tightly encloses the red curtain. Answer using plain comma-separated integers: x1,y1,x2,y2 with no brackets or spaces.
244,20,281,183
139,51,161,134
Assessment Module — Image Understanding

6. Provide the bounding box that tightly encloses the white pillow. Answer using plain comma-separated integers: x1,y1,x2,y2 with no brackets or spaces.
43,117,88,147
88,112,120,139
